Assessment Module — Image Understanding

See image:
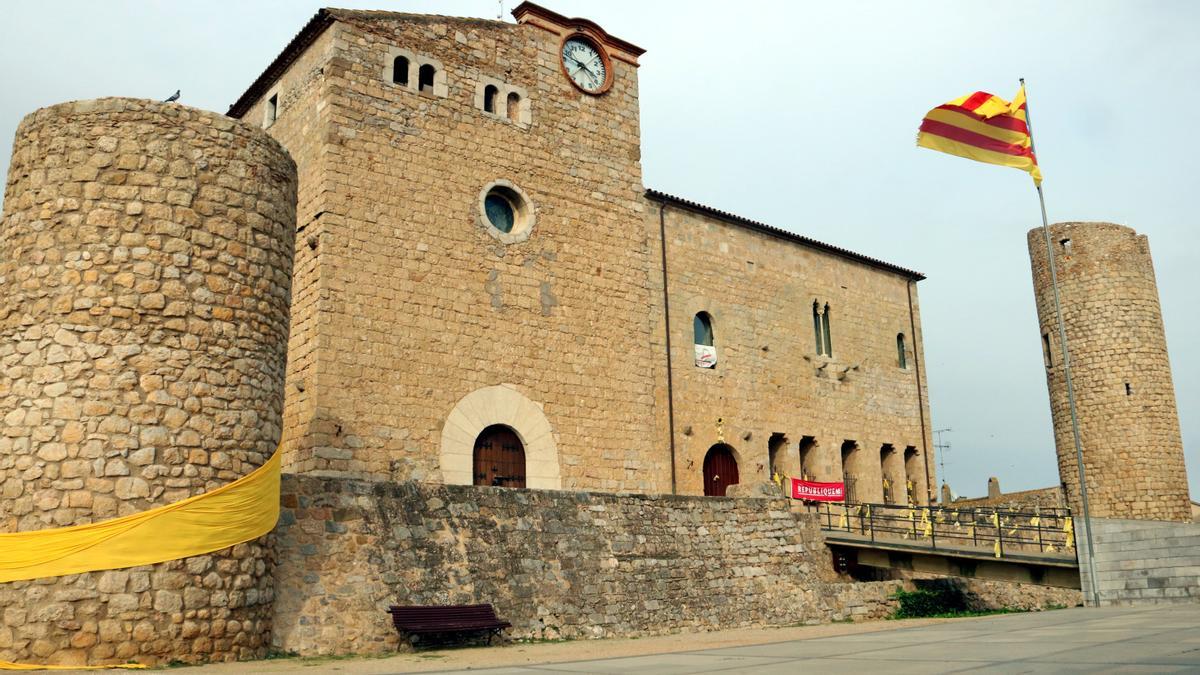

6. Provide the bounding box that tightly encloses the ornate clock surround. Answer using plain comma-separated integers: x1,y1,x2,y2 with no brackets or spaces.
559,31,614,96
512,1,646,96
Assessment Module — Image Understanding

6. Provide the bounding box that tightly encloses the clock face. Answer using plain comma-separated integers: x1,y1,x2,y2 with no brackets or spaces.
561,37,607,93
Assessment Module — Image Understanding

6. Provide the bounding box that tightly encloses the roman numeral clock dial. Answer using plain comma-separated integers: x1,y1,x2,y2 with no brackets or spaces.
561,35,611,94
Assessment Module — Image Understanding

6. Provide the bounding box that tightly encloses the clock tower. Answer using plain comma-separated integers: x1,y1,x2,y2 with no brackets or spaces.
232,5,663,492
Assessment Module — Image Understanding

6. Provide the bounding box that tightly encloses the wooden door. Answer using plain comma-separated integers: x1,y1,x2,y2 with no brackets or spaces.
703,444,739,496
473,425,526,488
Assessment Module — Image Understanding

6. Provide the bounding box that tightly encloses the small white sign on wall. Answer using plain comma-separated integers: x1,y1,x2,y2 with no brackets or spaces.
695,344,717,368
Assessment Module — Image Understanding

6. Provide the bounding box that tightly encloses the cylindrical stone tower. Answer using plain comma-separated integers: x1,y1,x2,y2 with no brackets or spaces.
0,98,296,665
1027,222,1190,523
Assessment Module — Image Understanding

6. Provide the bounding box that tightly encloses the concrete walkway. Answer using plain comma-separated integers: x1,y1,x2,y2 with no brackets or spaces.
428,604,1200,674
57,604,1200,674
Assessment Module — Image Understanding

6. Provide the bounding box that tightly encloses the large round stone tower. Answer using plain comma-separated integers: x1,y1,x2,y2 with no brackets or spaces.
0,99,296,665
1027,222,1190,523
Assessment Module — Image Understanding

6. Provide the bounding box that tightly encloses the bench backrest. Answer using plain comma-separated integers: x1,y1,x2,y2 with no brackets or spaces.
389,604,502,625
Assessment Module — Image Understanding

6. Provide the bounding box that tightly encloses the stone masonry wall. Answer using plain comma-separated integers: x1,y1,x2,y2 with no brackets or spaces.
1080,518,1200,606
243,28,337,478
242,11,663,491
0,98,296,665
650,203,934,501
271,475,1071,656
1028,223,1190,521
953,485,1066,510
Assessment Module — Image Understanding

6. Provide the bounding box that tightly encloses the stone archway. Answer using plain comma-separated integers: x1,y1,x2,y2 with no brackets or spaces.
440,384,561,489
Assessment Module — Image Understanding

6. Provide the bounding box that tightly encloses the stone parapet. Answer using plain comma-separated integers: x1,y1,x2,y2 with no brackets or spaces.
0,98,296,665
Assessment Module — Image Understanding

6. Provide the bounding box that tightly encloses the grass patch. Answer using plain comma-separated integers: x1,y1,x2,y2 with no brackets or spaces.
888,587,1035,620
888,587,1070,620
889,606,1025,620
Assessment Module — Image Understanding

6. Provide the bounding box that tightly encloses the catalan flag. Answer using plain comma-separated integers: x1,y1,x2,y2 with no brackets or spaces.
917,86,1042,185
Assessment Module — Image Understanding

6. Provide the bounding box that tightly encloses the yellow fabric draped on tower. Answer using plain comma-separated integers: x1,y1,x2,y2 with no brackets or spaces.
0,448,281,584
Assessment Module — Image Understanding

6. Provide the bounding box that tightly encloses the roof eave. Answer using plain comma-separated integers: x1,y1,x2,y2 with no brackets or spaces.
227,8,337,119
645,189,926,281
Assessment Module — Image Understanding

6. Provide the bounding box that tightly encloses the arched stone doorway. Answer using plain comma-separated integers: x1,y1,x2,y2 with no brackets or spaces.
439,384,561,489
473,424,526,488
703,444,739,497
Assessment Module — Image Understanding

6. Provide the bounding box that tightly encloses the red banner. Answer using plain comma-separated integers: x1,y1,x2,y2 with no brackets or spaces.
790,478,845,502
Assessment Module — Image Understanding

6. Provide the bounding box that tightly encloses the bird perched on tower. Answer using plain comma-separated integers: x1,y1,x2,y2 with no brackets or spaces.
164,90,180,103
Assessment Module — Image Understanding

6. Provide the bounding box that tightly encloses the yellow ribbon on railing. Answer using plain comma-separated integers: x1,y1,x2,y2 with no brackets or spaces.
990,511,1002,558
1064,516,1075,549
0,448,280,584
921,507,933,538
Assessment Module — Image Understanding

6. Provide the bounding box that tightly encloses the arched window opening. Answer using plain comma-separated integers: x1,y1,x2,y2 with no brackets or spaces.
880,444,900,504
419,64,436,92
812,301,824,355
840,440,858,502
693,312,716,368
903,446,921,504
472,424,526,488
483,84,498,113
768,432,788,479
703,444,739,497
393,56,409,86
822,303,833,356
506,92,521,121
798,436,818,481
897,333,907,368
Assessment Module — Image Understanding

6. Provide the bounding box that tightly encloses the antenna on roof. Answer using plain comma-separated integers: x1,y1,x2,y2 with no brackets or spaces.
498,0,504,20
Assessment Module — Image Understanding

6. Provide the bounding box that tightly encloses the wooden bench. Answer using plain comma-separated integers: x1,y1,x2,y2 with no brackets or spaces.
387,603,512,647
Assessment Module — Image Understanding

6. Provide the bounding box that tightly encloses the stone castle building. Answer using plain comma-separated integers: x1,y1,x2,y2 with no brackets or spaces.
226,3,935,504
9,3,1157,665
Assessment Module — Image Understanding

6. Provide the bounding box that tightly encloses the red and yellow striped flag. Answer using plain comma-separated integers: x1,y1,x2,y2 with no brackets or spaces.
917,87,1042,185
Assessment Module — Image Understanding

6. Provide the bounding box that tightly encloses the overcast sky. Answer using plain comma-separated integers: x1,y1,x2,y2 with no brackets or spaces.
1,1,1196,500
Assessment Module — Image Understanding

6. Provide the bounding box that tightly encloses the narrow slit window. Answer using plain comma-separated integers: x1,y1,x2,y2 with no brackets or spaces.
1125,382,1133,396
393,56,409,86
419,64,436,92
694,312,716,368
822,303,833,357
812,302,824,356
265,94,278,127
507,92,521,121
896,333,907,369
483,84,498,113
1042,333,1053,367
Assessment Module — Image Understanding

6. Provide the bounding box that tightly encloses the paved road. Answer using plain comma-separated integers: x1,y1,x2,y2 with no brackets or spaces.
436,604,1200,674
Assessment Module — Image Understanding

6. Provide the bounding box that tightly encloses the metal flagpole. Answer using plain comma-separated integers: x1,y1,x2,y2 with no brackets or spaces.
1020,78,1100,606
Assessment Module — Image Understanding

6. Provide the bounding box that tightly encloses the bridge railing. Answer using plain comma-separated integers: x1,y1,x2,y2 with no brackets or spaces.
817,501,1076,559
